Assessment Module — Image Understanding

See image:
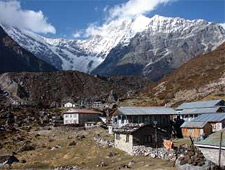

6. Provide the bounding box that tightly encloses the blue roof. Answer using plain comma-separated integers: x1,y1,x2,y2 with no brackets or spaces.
191,113,225,122
178,107,221,115
181,121,208,128
116,107,176,115
176,100,224,110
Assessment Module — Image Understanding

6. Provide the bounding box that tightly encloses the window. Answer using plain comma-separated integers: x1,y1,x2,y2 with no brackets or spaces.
144,135,152,143
114,117,118,123
126,134,129,143
122,115,125,124
116,134,120,140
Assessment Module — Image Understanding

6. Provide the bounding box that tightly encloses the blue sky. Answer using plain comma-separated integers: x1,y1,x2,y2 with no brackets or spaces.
1,0,225,39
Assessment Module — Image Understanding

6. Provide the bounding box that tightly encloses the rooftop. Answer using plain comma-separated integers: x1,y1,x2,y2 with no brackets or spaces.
176,100,224,110
178,107,222,115
191,113,225,122
114,107,176,116
181,121,208,128
65,109,102,114
195,129,225,148
113,123,147,134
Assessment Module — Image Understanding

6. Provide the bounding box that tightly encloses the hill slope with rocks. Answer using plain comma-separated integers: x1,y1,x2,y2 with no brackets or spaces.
123,42,225,106
0,71,150,106
0,26,57,74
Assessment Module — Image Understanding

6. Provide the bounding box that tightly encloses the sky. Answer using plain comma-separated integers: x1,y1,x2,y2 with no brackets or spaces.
0,0,224,39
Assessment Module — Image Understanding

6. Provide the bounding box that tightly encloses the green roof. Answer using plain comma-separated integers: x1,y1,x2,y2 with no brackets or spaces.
195,129,225,148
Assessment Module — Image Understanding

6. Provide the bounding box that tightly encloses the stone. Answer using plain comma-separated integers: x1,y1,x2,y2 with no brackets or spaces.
128,161,135,167
0,155,19,165
21,159,26,163
18,144,35,152
69,141,76,146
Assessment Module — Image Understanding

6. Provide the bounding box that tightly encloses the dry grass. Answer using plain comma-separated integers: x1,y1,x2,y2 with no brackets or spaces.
1,127,175,170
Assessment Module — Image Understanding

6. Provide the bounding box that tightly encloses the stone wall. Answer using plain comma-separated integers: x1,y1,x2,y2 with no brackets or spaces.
132,145,176,161
114,134,133,154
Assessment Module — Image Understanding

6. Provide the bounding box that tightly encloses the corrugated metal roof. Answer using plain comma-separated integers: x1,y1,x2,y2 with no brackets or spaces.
181,121,208,128
195,129,225,147
176,100,223,110
117,107,176,115
179,107,221,115
191,113,225,122
65,109,102,114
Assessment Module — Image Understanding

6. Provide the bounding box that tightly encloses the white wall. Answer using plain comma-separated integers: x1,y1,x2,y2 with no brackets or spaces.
112,115,129,128
64,102,76,108
114,133,133,155
64,113,79,124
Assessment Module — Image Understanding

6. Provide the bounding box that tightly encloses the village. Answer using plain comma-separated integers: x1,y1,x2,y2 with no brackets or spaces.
1,95,225,170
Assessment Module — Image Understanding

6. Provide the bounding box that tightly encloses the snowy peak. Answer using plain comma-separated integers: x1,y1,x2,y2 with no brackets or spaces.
2,15,225,78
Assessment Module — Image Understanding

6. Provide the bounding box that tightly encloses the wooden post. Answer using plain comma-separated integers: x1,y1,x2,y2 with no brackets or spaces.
218,131,223,167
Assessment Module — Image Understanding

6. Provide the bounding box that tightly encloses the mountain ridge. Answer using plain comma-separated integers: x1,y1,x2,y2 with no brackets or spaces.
0,26,57,73
2,15,225,81
122,42,225,107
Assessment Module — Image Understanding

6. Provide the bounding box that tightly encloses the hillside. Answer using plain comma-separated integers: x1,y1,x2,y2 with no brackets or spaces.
0,71,150,106
0,26,57,73
122,42,225,107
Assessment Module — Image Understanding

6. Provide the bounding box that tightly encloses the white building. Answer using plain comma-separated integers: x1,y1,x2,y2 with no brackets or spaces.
92,101,103,109
64,102,77,108
63,109,102,125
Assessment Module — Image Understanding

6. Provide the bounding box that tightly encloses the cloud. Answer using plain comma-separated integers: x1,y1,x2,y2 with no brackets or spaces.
73,30,84,38
0,1,56,34
74,0,174,38
107,0,171,21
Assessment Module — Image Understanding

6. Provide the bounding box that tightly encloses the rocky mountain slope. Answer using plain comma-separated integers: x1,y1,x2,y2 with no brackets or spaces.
93,15,225,81
124,42,225,107
0,26,57,73
2,15,151,73
3,15,225,81
0,71,150,106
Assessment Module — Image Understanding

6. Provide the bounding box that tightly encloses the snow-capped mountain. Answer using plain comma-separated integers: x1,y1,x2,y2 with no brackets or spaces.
2,15,152,73
93,15,225,81
2,15,225,80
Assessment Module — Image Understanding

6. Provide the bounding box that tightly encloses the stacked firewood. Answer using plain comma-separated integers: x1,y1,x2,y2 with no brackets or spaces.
179,145,205,166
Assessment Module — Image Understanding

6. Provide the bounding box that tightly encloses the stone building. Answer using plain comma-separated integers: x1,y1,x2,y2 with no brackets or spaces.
113,124,169,155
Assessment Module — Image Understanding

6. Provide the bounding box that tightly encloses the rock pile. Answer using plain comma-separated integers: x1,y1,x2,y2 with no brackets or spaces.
132,146,175,161
93,134,114,148
179,145,205,166
0,154,19,167
53,166,84,170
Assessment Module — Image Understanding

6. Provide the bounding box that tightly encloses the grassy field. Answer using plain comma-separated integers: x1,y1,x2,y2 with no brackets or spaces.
1,127,176,170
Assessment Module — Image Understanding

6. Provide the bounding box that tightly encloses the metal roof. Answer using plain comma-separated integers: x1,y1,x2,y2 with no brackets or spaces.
181,121,208,128
176,100,223,110
65,109,102,114
195,129,225,148
178,107,221,115
191,113,225,122
116,107,176,116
